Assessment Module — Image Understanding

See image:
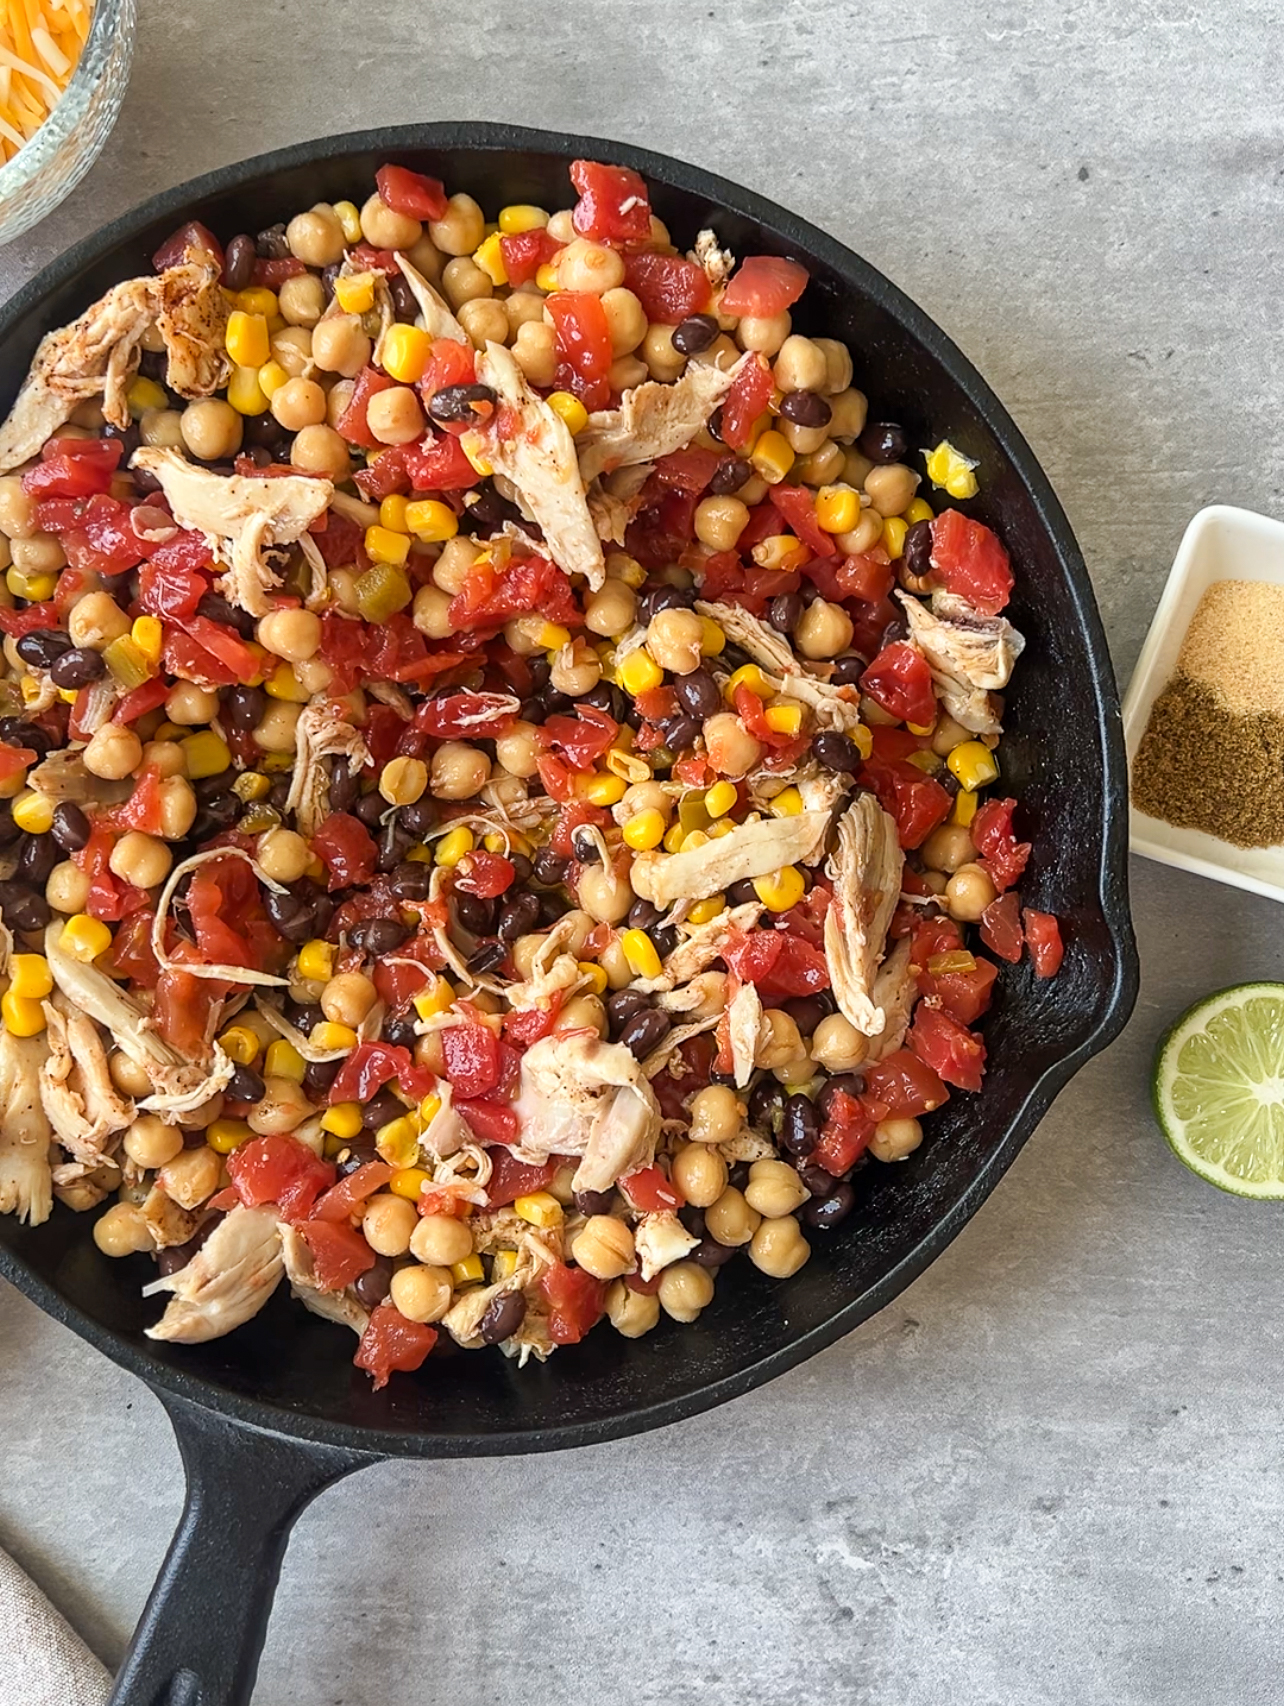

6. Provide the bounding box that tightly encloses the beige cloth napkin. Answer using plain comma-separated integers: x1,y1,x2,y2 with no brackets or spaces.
0,1545,110,1706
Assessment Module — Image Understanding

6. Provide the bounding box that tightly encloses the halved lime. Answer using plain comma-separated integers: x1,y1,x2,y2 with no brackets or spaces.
1154,984,1284,1198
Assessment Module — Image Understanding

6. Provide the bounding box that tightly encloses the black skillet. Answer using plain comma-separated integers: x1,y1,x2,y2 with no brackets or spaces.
0,123,1139,1706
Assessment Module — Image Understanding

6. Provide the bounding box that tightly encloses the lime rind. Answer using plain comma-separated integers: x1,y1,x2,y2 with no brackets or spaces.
1154,983,1284,1199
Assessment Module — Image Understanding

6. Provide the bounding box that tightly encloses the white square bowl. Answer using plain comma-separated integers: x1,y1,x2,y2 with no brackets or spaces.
1123,503,1284,901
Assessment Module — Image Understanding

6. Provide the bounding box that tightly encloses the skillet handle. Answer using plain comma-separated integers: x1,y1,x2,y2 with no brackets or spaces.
109,1391,377,1706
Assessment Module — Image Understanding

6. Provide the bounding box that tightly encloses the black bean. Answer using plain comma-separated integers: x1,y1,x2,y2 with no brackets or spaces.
830,653,866,687
637,583,695,624
17,834,58,885
692,1236,738,1268
768,592,805,634
902,518,934,581
285,1000,323,1034
574,1189,615,1217
857,421,909,465
50,646,105,689
303,1059,340,1099
812,731,861,774
191,794,239,844
267,780,291,815
377,820,411,874
0,807,18,851
242,411,293,455
652,924,679,958
679,1205,705,1238
0,882,48,932
355,791,387,829
779,390,832,429
607,988,649,1033
453,892,495,936
156,1217,218,1276
353,1256,394,1308
479,1289,527,1345
104,418,142,463
137,348,167,382
468,938,506,974
428,382,497,425
726,878,759,907
798,1163,836,1197
781,1093,820,1160
312,894,335,939
227,1063,266,1103
197,591,256,638
727,1160,750,1191
0,718,53,756
531,846,568,886
747,1078,785,1130
361,1087,404,1130
390,275,418,321
709,456,752,497
382,1016,418,1051
349,917,410,955
265,890,314,943
804,1181,855,1228
388,863,431,904
618,1006,671,1057
707,406,726,445
571,826,602,865
675,667,721,720
662,714,702,753
538,891,569,926
464,485,523,533
51,801,90,853
508,853,532,887
581,681,627,721
817,1073,865,1123
222,233,257,292
225,684,266,733
624,899,661,932
783,991,836,1035
398,799,436,837
255,222,290,259
193,771,235,804
670,313,719,355
16,628,71,670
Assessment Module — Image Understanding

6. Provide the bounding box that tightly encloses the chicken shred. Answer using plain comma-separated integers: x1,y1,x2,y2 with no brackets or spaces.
823,795,904,1038
696,600,866,735
510,1031,662,1192
39,1000,134,1167
897,590,1025,736
726,979,764,1089
0,1027,53,1225
154,251,233,399
577,360,741,485
692,228,735,289
139,1184,201,1250
392,253,469,344
629,810,833,908
285,699,371,839
634,1211,699,1281
633,901,761,994
144,1205,284,1344
866,937,916,1063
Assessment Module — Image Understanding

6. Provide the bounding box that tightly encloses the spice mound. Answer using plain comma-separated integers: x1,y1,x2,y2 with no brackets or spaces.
1133,579,1284,847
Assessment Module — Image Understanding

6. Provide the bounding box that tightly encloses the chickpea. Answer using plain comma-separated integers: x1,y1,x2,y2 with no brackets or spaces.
550,639,601,697
827,388,868,442
795,598,854,661
584,578,637,638
123,1114,184,1171
366,385,425,446
690,332,741,373
380,755,428,807
253,699,303,754
431,536,481,596
865,462,920,518
671,1143,727,1208
46,858,90,914
159,1145,221,1209
571,1214,636,1280
405,233,444,281
428,192,485,256
922,822,978,874
277,272,326,328
430,741,489,801
409,1211,473,1267
412,584,454,640
749,1216,810,1278
703,711,763,779
778,417,829,457
658,1260,716,1322
441,256,493,309
389,1263,453,1324
606,1278,661,1339
686,1084,740,1145
512,321,558,387
744,1158,809,1219
812,337,854,395
736,311,791,356
287,205,346,267
545,209,575,242
843,448,874,490
360,192,421,251
84,722,143,781
0,474,38,538
556,993,607,1035
608,354,648,392
360,1192,418,1258
290,424,351,481
504,287,548,333
694,495,749,552
556,238,626,294
598,936,632,990
310,314,372,378
156,777,197,841
161,681,216,727
494,719,543,780
931,713,973,756
646,607,704,675
458,298,510,349
577,861,633,924
270,326,314,379
641,322,686,382
257,826,312,883
68,590,130,649
793,440,846,487
93,1201,152,1258
181,398,242,461
833,508,883,556
257,607,322,666
10,532,65,574
316,972,376,1030
946,863,997,922
870,1116,924,1162
601,286,647,355
773,334,829,394
755,1009,805,1072
271,377,327,433
811,1013,869,1073
110,1052,153,1098
509,934,545,982
705,1186,760,1248
920,869,949,896
247,1075,313,1137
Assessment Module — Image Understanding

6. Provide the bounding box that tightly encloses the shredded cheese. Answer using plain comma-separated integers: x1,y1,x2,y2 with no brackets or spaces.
0,0,93,163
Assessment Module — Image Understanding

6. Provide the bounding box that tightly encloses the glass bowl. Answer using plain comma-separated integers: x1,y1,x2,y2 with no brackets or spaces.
0,0,135,245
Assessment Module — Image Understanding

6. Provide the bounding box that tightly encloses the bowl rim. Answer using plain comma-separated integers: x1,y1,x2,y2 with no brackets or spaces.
0,121,1139,1457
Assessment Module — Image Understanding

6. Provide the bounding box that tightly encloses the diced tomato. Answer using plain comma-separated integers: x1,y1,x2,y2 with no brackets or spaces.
354,1306,437,1389
485,1148,556,1207
348,243,404,276
718,354,773,452
929,509,1013,615
622,250,710,323
909,1006,986,1092
187,857,284,976
109,909,159,982
569,159,651,243
0,743,35,782
153,963,222,1055
720,255,809,318
538,1260,606,1345
861,642,937,729
812,1088,875,1176
625,486,700,570
402,431,481,493
307,508,364,570
162,630,238,688
23,437,121,499
319,611,467,694
110,677,170,724
457,1098,519,1145
910,913,964,966
1023,909,1064,978
440,1023,500,1100
768,483,832,556
76,824,148,925
499,226,562,287
722,927,830,1000
971,797,1031,892
652,447,721,493
148,528,214,575
227,1133,336,1223
454,850,515,899
862,1049,950,1120
56,492,149,577
152,220,223,272
619,1166,685,1214
446,554,579,632
916,953,999,1026
328,1041,435,1104
415,692,518,739
979,892,1024,964
311,1161,394,1223
298,1220,377,1291
546,292,613,411
252,256,308,288
416,338,477,412
98,767,163,836
312,812,378,889
139,557,206,621
542,703,618,771
375,162,448,221
847,594,899,661
860,757,952,850
0,601,59,637
352,447,411,503
732,682,796,752
336,365,401,450
372,937,440,1010
549,798,611,857
502,1005,559,1049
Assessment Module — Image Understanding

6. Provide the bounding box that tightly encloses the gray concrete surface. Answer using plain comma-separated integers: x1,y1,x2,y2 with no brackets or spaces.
2,1,1283,1701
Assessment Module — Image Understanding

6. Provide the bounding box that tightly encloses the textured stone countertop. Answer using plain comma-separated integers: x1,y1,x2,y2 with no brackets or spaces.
2,2,1283,1701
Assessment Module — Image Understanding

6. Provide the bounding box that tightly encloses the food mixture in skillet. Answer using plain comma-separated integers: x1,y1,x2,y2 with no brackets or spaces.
0,158,1062,1385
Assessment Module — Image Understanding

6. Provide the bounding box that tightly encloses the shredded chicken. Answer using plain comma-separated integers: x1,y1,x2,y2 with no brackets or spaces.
285,699,370,839
866,937,915,1063
510,1031,662,1191
634,900,761,994
144,1205,283,1344
640,1014,720,1078
392,253,469,344
27,748,129,805
140,1184,201,1250
692,228,735,289
279,1222,370,1336
634,1211,698,1281
39,1000,133,1167
131,447,333,618
419,1080,469,1162
0,1027,52,1224
696,600,866,735
155,251,232,399
897,590,1025,736
475,342,605,587
629,810,832,908
726,979,763,1089
577,360,741,485
503,913,592,1011
656,970,727,1018
823,795,904,1038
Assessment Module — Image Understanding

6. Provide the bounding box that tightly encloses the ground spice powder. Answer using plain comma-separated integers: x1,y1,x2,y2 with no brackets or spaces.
1133,579,1284,847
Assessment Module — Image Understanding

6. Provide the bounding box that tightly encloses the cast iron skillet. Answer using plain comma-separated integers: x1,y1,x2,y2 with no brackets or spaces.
0,123,1137,1706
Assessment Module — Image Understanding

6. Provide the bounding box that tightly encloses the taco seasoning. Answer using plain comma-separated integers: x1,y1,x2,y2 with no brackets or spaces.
1132,579,1284,847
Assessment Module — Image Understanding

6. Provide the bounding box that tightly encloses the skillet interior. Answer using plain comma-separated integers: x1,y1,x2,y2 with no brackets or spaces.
0,123,1138,1456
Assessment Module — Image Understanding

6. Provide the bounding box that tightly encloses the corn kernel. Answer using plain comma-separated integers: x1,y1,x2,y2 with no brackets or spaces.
492,1249,520,1281
390,1166,432,1201
815,484,860,533
312,1021,358,1052
452,1254,486,1286
0,990,43,1035
376,1116,422,1169
925,440,979,499
381,322,433,384
295,940,334,984
535,262,560,293
499,203,549,234
704,780,738,818
379,494,411,533
904,496,934,525
129,615,163,666
851,723,874,761
727,663,773,699
264,661,310,702
663,822,685,853
750,429,795,485
58,914,112,963
264,1039,306,1081
576,960,608,995
698,617,726,657
207,1118,254,1154
681,829,709,852
952,788,979,827
751,534,809,572
764,704,802,736
403,498,459,542
127,375,169,414
768,786,804,818
11,790,52,834
435,826,474,869
6,567,57,602
460,432,493,476
419,1092,443,1125
334,272,376,314
537,622,571,650
623,808,667,851
620,929,663,980
546,390,588,436
619,649,664,695
217,1025,261,1065
231,772,271,805
687,896,726,925
615,556,647,588
473,231,509,287
235,286,278,318
181,730,232,781
364,524,411,567
947,740,1000,792
8,953,51,1000
514,1191,564,1228
331,198,362,242
580,772,626,806
257,359,289,399
882,515,909,559
57,688,78,704
906,749,940,774
753,864,806,912
321,1102,364,1140
226,310,270,369
103,633,153,689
